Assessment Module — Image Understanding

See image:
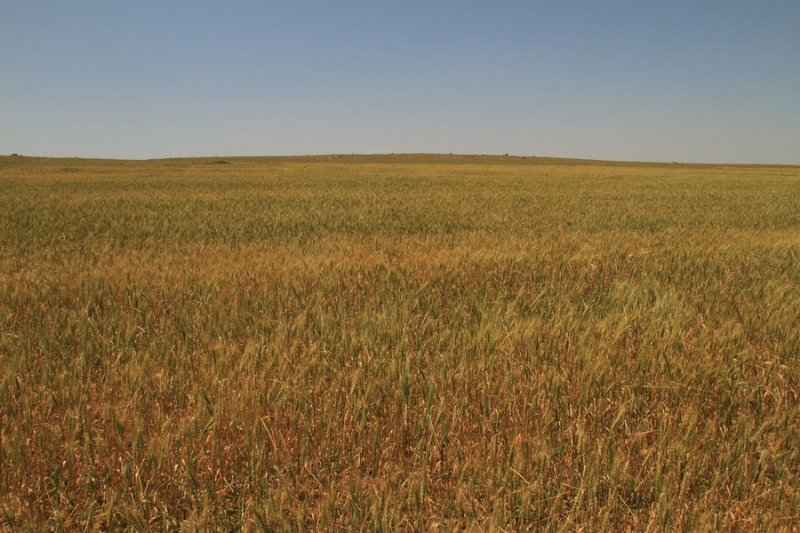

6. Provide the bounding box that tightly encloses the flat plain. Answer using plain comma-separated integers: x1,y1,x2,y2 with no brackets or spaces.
1,154,799,531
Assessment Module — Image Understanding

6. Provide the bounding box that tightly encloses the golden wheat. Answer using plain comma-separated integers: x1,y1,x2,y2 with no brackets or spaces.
1,155,799,531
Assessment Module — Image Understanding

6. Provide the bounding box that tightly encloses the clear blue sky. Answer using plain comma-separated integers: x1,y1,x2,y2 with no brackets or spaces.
2,1,798,163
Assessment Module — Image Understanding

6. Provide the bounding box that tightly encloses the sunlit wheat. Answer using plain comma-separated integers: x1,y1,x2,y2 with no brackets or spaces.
1,154,799,531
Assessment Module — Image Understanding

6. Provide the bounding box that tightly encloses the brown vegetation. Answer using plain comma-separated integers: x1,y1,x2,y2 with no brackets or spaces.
1,155,799,531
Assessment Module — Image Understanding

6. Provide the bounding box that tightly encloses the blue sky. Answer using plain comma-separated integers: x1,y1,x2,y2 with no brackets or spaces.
1,1,798,163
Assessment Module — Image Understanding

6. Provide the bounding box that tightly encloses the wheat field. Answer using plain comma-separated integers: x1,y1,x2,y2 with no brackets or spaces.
1,154,799,531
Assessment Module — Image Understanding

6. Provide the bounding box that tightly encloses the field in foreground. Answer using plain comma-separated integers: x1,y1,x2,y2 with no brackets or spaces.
1,154,799,531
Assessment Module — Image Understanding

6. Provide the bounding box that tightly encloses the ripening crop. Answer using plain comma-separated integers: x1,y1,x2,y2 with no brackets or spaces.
1,154,799,531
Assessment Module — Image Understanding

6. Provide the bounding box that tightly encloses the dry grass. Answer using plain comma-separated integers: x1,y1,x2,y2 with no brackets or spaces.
1,154,799,531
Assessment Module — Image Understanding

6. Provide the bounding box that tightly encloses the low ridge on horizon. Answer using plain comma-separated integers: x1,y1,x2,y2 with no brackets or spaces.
3,151,797,167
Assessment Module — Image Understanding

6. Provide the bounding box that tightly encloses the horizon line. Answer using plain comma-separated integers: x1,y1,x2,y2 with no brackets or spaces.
3,152,799,168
